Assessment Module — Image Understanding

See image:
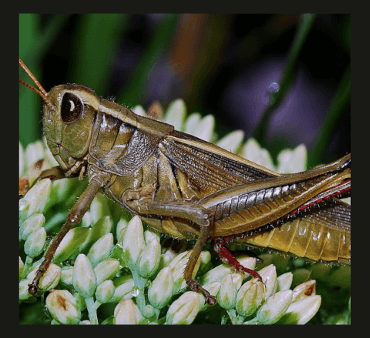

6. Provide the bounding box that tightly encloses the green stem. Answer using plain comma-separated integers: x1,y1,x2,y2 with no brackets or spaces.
22,256,34,279
131,270,148,315
85,296,98,324
227,309,245,325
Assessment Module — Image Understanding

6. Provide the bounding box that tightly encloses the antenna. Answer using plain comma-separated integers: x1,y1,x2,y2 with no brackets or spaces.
19,58,51,106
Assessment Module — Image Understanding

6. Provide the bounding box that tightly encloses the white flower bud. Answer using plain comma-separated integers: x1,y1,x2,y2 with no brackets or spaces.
23,179,51,216
192,115,215,142
144,228,160,245
292,280,316,302
137,239,161,278
73,292,87,311
25,140,44,170
218,274,237,310
19,279,32,301
94,258,120,285
241,138,275,171
257,290,293,324
166,291,201,324
19,199,30,224
27,263,61,292
108,275,135,303
277,272,293,291
21,213,45,241
46,289,81,325
148,267,174,309
236,279,264,317
258,264,277,299
89,194,112,224
169,250,201,294
95,280,115,303
73,254,97,298
87,233,114,267
121,216,145,270
53,227,89,264
115,218,128,243
185,113,201,134
230,273,243,290
19,257,24,279
24,227,46,258
276,144,307,174
278,295,321,324
164,99,186,131
60,267,74,287
80,215,113,253
216,130,244,153
114,299,144,324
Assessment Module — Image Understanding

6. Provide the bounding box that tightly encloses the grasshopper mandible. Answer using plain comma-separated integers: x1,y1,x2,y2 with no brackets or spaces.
19,58,351,305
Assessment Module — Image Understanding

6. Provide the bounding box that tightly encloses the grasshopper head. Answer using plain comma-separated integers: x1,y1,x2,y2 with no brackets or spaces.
42,84,100,172
19,59,101,173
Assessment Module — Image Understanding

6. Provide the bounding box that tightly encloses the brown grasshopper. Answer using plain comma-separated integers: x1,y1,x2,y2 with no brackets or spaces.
19,59,351,305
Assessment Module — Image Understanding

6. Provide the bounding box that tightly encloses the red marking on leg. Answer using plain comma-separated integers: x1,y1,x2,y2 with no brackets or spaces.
223,236,234,243
215,240,262,281
288,179,351,216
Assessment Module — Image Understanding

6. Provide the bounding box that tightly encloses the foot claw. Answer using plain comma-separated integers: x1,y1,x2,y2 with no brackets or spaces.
28,283,42,296
206,295,217,306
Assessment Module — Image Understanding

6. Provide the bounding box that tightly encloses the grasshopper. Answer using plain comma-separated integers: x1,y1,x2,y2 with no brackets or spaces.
19,59,351,305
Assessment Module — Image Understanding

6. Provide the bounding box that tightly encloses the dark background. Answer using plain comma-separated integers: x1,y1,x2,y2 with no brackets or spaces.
19,14,350,167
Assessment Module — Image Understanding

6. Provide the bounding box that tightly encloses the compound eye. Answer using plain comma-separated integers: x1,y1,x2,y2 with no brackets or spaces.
61,92,84,123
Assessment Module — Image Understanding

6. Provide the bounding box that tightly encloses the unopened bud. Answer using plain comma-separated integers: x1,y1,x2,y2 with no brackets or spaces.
95,280,115,303
87,233,114,267
73,254,97,298
166,291,201,324
116,218,128,243
277,272,293,292
236,279,264,317
53,227,89,264
218,274,237,310
46,289,81,325
80,215,113,252
108,275,135,303
257,290,293,324
21,213,45,241
114,299,144,324
19,279,32,301
292,280,316,302
23,179,51,216
137,239,161,278
258,264,277,299
19,257,24,279
27,263,61,292
278,295,321,324
24,227,46,258
121,216,145,270
169,250,201,294
94,258,120,285
148,267,174,309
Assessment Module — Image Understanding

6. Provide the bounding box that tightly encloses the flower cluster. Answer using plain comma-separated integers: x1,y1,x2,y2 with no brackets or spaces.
19,99,350,325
